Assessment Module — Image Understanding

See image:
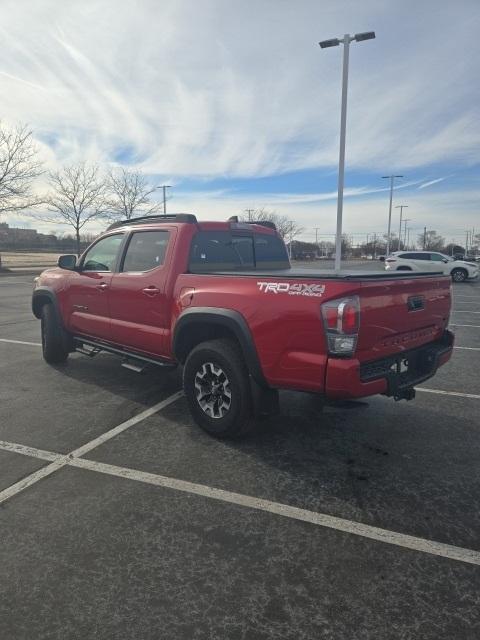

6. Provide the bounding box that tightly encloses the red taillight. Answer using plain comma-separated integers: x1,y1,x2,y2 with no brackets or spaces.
321,296,360,356
324,306,338,330
341,302,359,334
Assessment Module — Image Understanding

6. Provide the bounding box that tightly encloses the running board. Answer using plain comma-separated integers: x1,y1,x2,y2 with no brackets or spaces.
121,361,147,373
75,345,101,357
73,337,176,370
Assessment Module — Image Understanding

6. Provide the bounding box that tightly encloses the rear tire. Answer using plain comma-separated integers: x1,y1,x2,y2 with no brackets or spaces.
451,268,467,283
41,304,69,364
183,338,254,439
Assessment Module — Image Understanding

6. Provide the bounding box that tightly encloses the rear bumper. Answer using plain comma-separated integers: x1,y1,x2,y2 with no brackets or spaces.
325,330,454,400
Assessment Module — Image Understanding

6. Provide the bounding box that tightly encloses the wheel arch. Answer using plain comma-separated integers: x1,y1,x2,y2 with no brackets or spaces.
173,307,267,387
32,287,59,319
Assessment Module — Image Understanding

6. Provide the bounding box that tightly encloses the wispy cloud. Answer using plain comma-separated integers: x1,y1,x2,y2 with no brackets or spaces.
1,0,479,238
0,0,478,178
418,176,450,189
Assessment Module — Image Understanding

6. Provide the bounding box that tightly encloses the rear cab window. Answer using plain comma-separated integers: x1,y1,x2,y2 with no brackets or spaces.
188,231,289,272
121,230,170,272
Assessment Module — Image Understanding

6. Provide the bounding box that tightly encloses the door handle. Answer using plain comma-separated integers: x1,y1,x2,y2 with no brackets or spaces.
96,282,109,290
142,286,160,296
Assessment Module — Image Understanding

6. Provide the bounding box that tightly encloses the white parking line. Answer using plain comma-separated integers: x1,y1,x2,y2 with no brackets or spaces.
0,390,184,505
70,390,184,458
0,458,69,505
454,346,480,351
451,324,480,328
1,437,480,566
0,338,42,347
418,388,480,400
452,311,480,314
71,457,480,567
0,440,59,461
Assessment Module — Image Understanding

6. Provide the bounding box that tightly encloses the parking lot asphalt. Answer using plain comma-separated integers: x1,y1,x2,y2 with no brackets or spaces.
1,271,479,639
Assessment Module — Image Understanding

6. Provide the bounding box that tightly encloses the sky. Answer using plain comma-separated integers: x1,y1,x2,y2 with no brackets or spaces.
1,0,479,246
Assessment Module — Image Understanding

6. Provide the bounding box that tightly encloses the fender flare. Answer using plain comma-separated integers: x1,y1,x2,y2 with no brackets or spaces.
32,287,62,321
173,307,268,387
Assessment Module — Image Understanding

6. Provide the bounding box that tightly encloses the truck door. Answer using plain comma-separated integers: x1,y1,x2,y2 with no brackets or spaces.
65,233,125,340
109,229,173,356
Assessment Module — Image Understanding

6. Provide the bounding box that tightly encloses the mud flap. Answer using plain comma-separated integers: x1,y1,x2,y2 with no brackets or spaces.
249,376,279,418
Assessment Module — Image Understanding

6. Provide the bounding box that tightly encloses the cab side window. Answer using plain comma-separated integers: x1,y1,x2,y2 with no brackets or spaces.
188,231,288,271
122,231,170,272
254,234,289,268
189,232,254,271
82,234,124,272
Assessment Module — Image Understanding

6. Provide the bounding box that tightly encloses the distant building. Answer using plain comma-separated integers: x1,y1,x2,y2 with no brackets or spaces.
0,222,57,247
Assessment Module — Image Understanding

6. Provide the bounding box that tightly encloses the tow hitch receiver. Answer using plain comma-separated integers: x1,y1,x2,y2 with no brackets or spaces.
394,387,416,402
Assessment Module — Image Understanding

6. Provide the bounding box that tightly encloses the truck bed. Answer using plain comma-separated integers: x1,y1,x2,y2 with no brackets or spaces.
177,267,452,391
205,268,443,280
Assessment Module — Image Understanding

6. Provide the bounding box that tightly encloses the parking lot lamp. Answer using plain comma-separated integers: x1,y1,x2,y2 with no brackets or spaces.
157,185,171,216
382,175,403,256
319,31,375,271
395,205,408,250
403,218,411,249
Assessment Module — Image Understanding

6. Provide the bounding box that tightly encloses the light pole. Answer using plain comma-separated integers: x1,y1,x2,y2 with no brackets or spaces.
288,231,293,260
159,185,171,216
403,219,411,249
382,175,403,256
395,205,408,250
319,31,375,271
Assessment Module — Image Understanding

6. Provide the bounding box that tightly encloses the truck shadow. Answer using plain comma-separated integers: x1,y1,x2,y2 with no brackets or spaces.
53,353,480,548
204,391,480,548
52,352,183,408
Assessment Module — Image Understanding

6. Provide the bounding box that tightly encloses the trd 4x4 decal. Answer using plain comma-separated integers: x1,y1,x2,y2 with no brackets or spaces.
257,282,325,297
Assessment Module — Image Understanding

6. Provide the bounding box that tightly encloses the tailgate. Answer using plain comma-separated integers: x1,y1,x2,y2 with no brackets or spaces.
355,275,451,362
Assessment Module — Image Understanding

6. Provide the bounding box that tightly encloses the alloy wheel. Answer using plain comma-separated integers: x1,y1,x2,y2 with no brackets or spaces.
194,362,232,419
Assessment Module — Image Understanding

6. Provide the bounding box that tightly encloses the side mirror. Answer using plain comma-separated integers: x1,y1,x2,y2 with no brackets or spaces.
58,254,77,270
442,258,449,263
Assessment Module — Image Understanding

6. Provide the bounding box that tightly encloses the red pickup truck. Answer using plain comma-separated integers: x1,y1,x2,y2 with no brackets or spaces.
32,214,453,438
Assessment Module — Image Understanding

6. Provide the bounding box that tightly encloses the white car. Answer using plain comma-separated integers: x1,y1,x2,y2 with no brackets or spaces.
384,251,479,282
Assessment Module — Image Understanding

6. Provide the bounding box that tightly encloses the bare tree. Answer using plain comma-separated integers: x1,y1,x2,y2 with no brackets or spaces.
107,168,161,220
0,123,44,269
417,230,445,252
0,123,43,215
240,208,304,241
45,163,108,256
471,233,480,255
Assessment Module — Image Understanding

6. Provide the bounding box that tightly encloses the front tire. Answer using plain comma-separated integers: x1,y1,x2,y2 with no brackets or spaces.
183,338,254,438
41,304,69,364
451,268,467,283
